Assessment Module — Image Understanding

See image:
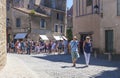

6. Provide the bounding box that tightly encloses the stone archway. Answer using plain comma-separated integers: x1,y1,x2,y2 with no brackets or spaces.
0,0,7,70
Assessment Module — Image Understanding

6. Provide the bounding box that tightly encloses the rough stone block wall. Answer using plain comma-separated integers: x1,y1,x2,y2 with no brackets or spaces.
0,0,7,70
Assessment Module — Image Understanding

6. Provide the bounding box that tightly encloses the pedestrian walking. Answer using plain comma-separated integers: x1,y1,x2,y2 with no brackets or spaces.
26,41,31,55
51,41,57,53
31,40,35,52
21,40,25,54
48,40,52,53
35,41,39,53
9,41,14,53
63,39,68,54
15,40,21,54
11,41,15,53
58,40,63,54
83,36,92,67
44,42,47,53
70,36,80,67
24,40,27,54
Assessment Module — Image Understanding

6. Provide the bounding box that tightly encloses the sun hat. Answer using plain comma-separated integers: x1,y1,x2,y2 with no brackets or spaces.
86,36,90,39
73,36,77,39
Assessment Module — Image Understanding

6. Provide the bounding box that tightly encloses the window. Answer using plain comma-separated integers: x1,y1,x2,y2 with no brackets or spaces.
57,13,59,20
54,24,58,32
117,0,120,16
16,18,21,27
76,0,80,16
7,0,10,11
13,0,24,7
51,0,56,8
7,18,10,27
28,4,30,9
60,14,64,21
40,19,46,28
57,0,62,10
44,0,51,7
86,0,92,6
56,13,64,21
14,0,20,7
60,25,63,33
28,0,35,9
19,0,24,8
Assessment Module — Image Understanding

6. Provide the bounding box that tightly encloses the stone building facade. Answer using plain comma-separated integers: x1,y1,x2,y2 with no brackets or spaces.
73,0,101,52
73,0,120,54
0,0,6,70
100,0,120,54
67,6,73,29
7,0,66,42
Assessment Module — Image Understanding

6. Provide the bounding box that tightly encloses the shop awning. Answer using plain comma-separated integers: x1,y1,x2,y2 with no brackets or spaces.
62,36,67,40
54,36,63,40
14,33,27,39
39,35,49,40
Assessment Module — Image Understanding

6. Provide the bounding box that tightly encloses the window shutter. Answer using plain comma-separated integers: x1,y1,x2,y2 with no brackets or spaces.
55,25,58,32
40,19,46,28
51,0,56,8
44,21,46,28
40,20,41,28
86,0,92,6
60,25,63,33
16,18,21,27
57,13,59,20
117,0,120,16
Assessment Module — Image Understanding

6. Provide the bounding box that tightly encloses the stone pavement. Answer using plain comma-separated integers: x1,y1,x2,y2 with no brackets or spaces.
0,54,52,78
0,53,120,78
15,53,120,78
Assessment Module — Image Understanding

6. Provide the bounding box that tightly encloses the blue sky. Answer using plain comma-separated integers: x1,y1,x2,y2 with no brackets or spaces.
67,0,73,9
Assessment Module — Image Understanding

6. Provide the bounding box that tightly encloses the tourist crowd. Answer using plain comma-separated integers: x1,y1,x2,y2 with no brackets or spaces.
7,39,68,55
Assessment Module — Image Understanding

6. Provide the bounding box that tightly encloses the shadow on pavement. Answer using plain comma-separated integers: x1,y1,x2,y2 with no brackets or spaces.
32,54,72,63
61,66,73,68
61,65,88,69
32,54,120,67
32,54,120,78
92,68,120,78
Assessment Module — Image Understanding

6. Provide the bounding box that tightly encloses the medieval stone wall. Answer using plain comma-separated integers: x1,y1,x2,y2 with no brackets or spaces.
0,0,7,70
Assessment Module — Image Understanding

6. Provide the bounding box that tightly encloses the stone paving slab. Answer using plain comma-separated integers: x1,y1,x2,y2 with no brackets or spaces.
0,54,39,78
2,53,120,78
16,53,120,78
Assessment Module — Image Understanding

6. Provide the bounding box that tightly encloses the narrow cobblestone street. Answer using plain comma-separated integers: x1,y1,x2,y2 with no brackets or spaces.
0,53,119,78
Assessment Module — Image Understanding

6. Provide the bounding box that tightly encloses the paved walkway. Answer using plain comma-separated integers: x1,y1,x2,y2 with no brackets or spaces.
0,54,52,78
0,53,120,78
